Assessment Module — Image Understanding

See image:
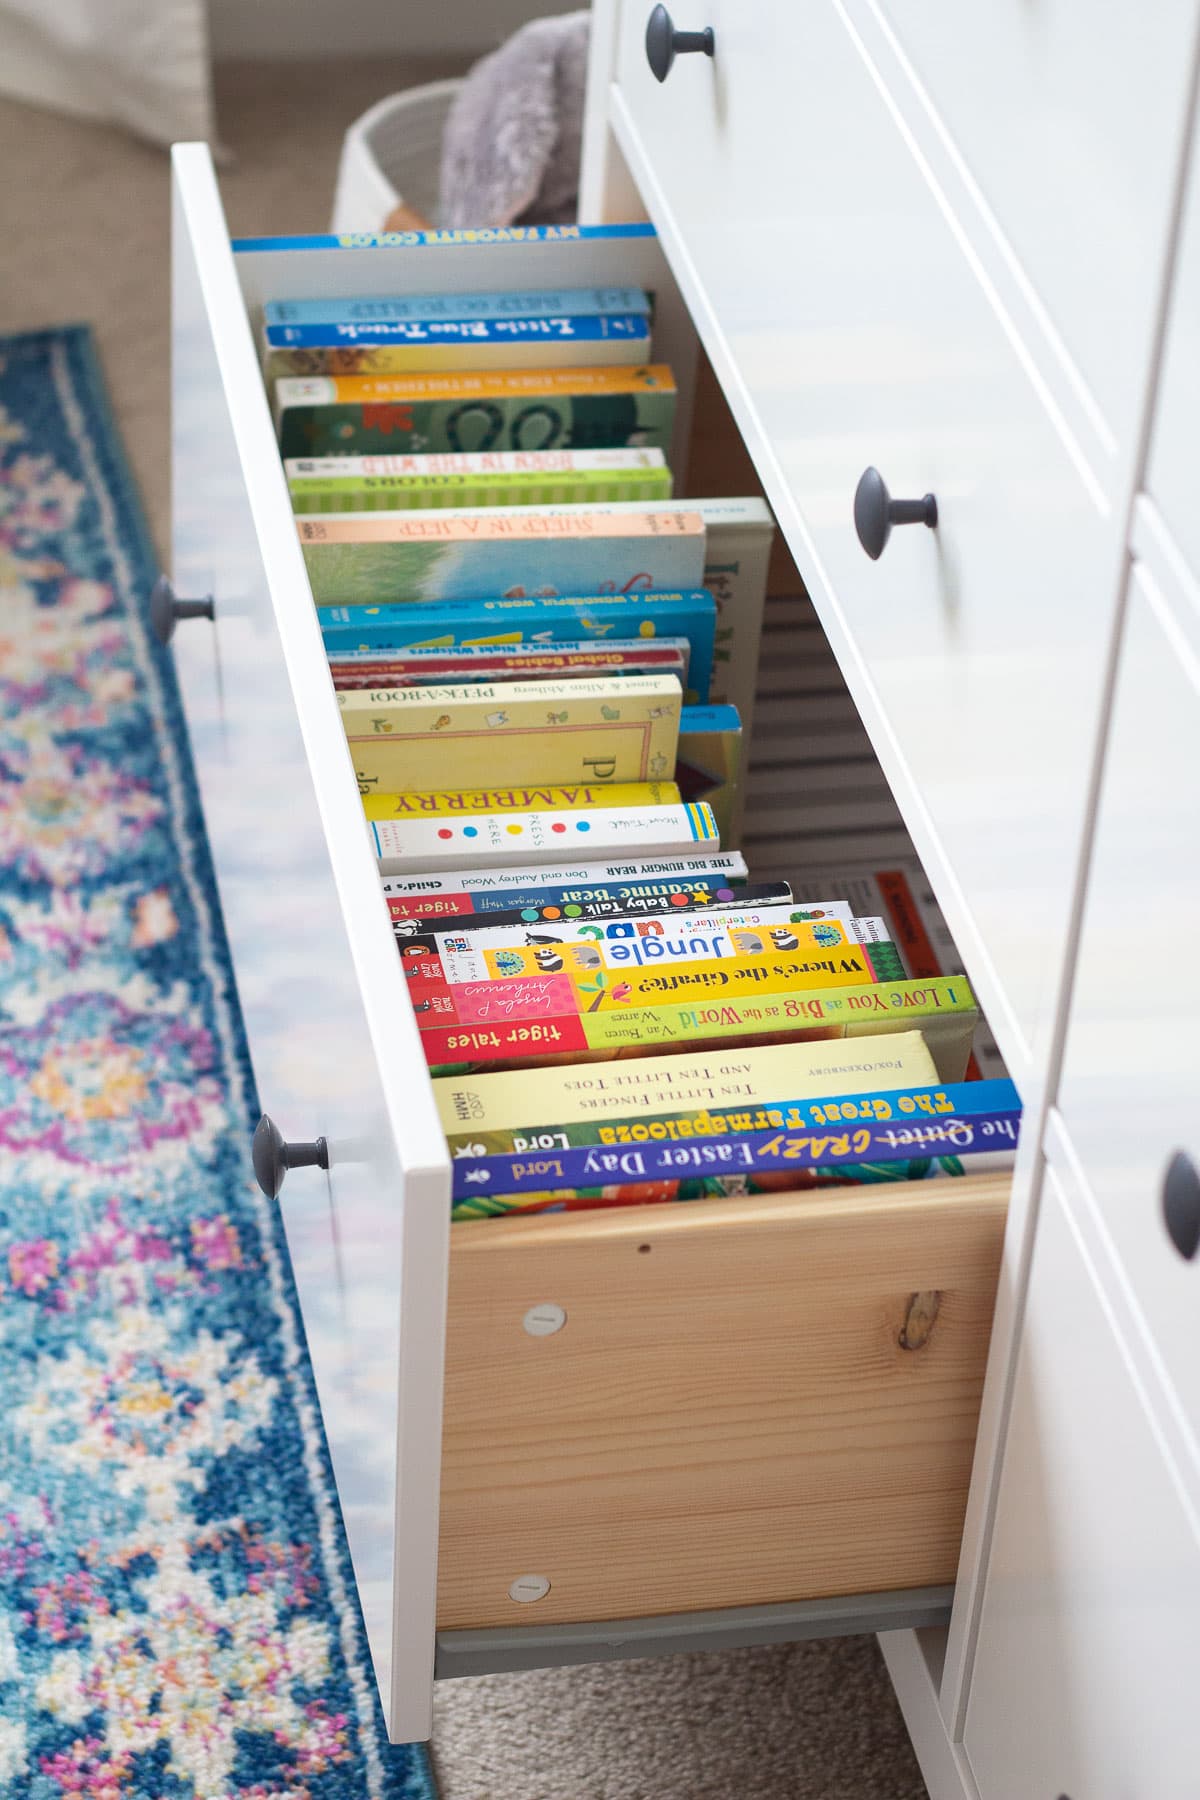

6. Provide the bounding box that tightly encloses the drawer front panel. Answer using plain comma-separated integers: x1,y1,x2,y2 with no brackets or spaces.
439,1176,1005,1631
1056,558,1200,1458
1146,112,1200,582
171,148,452,1742
613,0,1115,1081
964,1160,1200,1799
877,0,1199,456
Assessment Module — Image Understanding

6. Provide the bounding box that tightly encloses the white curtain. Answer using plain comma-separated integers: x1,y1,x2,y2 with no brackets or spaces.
0,0,213,146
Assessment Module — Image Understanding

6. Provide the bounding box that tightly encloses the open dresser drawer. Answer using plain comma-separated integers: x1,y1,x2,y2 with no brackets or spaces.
169,142,1009,1741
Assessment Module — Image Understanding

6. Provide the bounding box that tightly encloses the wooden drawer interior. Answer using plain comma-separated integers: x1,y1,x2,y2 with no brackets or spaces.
439,1171,1007,1630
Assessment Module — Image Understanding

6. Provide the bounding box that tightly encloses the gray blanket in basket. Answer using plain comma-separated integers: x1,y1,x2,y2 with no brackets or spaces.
439,10,590,228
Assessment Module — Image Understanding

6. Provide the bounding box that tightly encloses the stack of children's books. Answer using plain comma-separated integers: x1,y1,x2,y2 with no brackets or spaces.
266,279,1020,1221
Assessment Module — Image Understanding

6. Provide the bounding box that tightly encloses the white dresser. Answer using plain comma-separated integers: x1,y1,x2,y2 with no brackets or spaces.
164,0,1200,1779
580,2,1200,1793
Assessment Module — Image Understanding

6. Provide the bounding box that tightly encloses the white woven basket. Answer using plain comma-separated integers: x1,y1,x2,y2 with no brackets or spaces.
330,79,464,235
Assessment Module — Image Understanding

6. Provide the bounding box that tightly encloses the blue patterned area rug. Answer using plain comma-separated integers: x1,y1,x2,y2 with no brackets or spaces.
0,327,437,1798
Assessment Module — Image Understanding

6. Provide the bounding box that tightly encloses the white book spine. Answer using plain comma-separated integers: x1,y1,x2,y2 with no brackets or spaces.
379,851,748,897
370,803,719,876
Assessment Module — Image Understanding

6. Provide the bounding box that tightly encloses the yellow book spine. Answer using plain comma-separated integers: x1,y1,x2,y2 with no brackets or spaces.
432,1031,939,1138
362,781,679,820
556,943,880,1009
342,677,681,789
281,364,677,405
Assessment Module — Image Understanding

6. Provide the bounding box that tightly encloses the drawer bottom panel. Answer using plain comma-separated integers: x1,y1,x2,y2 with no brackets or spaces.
438,1173,1007,1631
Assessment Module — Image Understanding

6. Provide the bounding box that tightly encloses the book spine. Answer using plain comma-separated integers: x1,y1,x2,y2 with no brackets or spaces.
267,313,650,348
420,975,979,1077
445,908,867,981
329,634,689,661
363,781,679,821
301,519,705,608
338,672,682,715
289,467,672,512
372,802,719,875
277,366,674,404
278,379,677,457
414,938,877,1006
331,647,687,691
450,1108,1023,1202
266,338,652,381
385,867,753,923
380,849,748,898
285,450,668,479
265,288,653,327
394,881,792,938
347,694,682,794
457,896,856,946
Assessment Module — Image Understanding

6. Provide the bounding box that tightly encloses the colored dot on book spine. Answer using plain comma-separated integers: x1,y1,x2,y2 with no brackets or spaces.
506,823,523,835
551,822,567,833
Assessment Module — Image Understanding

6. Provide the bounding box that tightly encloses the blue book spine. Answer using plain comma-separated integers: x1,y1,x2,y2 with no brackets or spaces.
265,314,651,347
451,1102,1024,1200
319,590,717,700
265,287,652,326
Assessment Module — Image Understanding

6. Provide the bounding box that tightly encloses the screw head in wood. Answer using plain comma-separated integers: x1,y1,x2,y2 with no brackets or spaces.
523,1303,567,1336
508,1574,551,1603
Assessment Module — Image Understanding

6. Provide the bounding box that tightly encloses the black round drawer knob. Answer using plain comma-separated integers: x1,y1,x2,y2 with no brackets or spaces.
150,574,215,644
645,4,714,81
853,466,938,561
1163,1150,1200,1261
253,1114,329,1200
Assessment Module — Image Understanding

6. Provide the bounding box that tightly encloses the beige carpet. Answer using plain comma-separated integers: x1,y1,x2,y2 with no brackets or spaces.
0,64,929,1800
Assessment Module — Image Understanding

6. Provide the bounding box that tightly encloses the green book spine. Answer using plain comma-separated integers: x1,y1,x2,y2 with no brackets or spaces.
287,465,673,513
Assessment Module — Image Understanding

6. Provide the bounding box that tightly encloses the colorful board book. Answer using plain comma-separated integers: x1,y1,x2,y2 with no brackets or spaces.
329,640,690,691
318,590,718,704
275,365,678,458
416,972,980,1079
361,781,679,821
379,852,751,921
341,673,682,791
424,902,896,981
391,881,794,940
298,505,706,607
285,449,672,511
372,801,719,875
